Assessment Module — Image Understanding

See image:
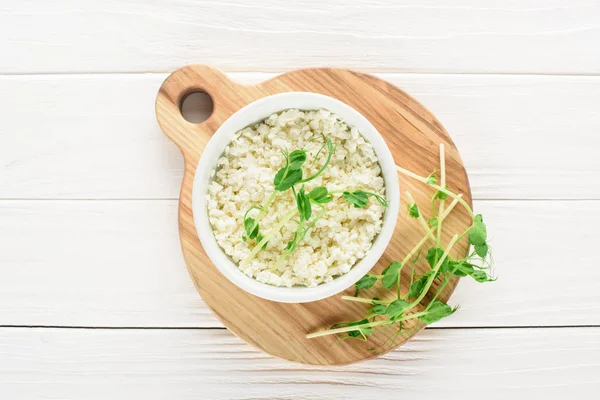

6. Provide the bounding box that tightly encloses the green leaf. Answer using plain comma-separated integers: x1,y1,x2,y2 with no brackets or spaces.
307,186,332,204
347,328,372,338
447,261,493,282
448,260,474,277
433,185,449,201
352,326,372,337
274,168,302,191
408,203,420,218
313,196,332,204
433,189,448,200
475,242,489,258
296,187,312,220
386,299,410,319
307,186,327,200
382,261,402,289
371,193,389,207
350,319,372,334
317,197,332,204
468,214,487,246
418,301,457,324
288,149,307,170
273,167,286,186
284,230,299,252
332,319,372,339
343,190,369,208
426,247,448,272
408,272,432,298
342,190,387,208
471,270,495,283
426,248,443,268
428,217,438,227
369,304,388,315
256,234,268,250
381,264,390,275
243,217,259,239
355,274,377,290
426,173,438,185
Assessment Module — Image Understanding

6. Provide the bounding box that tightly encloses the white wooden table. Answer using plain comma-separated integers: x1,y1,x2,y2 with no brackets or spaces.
1,1,599,398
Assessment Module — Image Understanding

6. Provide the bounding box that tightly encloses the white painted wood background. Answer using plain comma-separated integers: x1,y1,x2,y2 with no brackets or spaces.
1,1,599,398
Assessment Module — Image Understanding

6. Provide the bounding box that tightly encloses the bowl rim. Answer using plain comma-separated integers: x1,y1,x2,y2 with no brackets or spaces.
192,92,400,303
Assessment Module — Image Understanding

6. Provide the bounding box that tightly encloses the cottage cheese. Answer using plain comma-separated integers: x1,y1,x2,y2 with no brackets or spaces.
207,109,385,287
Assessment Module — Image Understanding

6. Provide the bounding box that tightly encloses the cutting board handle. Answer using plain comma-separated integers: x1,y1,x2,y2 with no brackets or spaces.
155,65,246,163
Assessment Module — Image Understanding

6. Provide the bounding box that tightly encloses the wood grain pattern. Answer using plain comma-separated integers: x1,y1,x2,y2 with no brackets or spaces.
2,0,599,74
2,328,599,399
2,0,599,394
2,73,599,200
155,65,472,364
1,200,599,328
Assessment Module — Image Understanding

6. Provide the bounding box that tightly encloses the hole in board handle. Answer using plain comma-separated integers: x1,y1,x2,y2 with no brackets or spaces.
180,91,214,123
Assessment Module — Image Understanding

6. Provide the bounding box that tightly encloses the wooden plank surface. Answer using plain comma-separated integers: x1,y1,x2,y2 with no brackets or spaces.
1,0,599,394
1,199,597,328
1,327,598,399
1,73,599,200
1,1,599,74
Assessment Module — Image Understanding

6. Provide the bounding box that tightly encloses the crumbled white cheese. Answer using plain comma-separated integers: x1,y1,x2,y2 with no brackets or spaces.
207,109,385,287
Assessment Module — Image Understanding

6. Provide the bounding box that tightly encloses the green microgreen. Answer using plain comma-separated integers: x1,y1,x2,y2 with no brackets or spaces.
355,274,378,290
330,319,372,341
426,171,438,185
385,299,411,320
419,300,457,324
370,303,388,315
306,144,496,344
407,272,432,299
299,139,335,183
240,132,389,271
433,186,449,201
381,261,402,290
408,203,420,218
273,149,305,191
307,186,333,204
296,186,312,221
244,217,259,239
425,247,448,272
343,190,368,208
288,149,307,170
354,274,378,296
343,190,389,208
274,168,302,191
242,205,267,247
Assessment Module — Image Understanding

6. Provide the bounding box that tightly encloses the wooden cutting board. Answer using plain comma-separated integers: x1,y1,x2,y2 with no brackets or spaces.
155,65,472,365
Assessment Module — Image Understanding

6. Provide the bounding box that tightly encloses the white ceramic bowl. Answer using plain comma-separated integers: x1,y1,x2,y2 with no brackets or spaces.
192,92,399,303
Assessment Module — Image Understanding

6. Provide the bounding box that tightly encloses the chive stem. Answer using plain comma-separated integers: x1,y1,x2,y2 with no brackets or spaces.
406,191,435,240
437,144,446,244
240,208,298,268
396,165,474,218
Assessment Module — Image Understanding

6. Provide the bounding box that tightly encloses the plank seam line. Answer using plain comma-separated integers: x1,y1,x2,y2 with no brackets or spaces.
1,71,600,78
0,325,598,330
